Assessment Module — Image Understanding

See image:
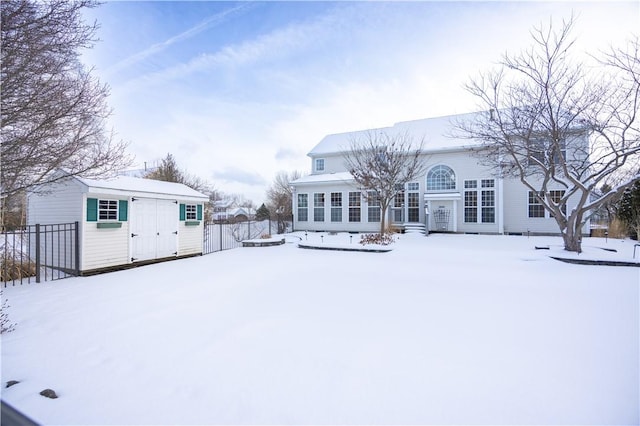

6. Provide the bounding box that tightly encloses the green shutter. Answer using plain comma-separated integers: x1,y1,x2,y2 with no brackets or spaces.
118,200,128,221
87,198,98,222
179,204,186,221
197,204,203,220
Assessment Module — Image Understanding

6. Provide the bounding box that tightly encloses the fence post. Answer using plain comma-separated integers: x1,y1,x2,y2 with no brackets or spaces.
35,224,41,283
219,222,223,251
248,221,251,240
74,221,80,275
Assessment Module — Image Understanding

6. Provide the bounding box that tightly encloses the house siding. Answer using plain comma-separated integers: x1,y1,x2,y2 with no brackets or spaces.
293,113,592,236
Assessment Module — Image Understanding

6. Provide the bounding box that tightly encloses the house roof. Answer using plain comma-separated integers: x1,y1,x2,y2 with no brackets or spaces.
308,111,484,156
290,172,354,185
75,175,209,200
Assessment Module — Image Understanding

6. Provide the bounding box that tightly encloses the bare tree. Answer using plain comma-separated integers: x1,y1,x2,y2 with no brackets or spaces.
455,17,639,252
1,0,131,204
266,170,302,233
343,130,427,235
144,153,212,194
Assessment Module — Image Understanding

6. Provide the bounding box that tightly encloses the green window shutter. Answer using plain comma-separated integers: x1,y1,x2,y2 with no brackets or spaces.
87,198,98,222
179,204,186,221
197,204,203,220
118,200,128,221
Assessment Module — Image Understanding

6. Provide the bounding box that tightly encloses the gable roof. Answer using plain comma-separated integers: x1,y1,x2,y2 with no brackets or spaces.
308,111,484,156
75,175,209,200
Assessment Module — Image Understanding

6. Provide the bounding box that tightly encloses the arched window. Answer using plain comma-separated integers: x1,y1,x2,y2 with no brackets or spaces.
426,165,456,191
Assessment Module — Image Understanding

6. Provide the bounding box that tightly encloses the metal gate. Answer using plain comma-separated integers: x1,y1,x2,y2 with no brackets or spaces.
1,222,79,286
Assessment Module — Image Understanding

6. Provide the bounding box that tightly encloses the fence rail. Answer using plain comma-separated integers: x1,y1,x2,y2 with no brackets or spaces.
1,222,79,286
203,219,289,254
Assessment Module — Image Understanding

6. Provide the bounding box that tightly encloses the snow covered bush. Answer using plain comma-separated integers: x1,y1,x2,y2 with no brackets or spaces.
360,233,395,246
1,291,17,334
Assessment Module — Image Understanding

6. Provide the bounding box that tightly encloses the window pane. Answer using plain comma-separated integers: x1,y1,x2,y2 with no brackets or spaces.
427,165,456,191
99,199,118,220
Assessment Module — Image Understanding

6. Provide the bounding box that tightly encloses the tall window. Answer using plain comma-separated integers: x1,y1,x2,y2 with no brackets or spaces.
426,165,456,191
99,200,118,220
331,192,342,222
464,180,478,223
528,191,545,218
393,186,404,222
481,180,495,223
367,191,381,222
349,191,361,222
464,179,495,223
314,193,325,222
407,193,420,222
297,194,308,222
315,158,325,172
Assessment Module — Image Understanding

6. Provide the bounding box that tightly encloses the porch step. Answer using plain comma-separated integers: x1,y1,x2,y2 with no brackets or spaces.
403,223,426,234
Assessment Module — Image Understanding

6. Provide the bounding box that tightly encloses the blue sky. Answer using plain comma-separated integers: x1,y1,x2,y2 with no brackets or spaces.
82,1,639,203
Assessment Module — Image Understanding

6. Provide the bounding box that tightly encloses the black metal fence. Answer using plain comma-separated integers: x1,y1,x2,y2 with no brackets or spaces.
1,222,79,286
203,219,291,255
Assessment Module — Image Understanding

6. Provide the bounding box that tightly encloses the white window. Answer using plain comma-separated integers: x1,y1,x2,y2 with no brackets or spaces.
298,194,308,222
367,191,381,222
314,193,325,222
426,165,456,191
464,179,495,223
186,204,197,220
99,199,118,221
407,182,419,191
349,191,361,222
315,158,325,172
528,190,566,218
331,192,342,222
528,138,566,166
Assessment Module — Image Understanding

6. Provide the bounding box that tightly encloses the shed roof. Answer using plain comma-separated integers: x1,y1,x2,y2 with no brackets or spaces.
308,111,483,156
76,175,209,200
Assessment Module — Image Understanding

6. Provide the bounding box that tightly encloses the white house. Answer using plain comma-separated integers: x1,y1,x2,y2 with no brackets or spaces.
27,172,209,274
290,112,589,235
212,199,255,222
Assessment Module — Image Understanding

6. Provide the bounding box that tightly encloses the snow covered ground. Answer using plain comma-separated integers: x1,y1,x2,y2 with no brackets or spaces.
1,232,638,425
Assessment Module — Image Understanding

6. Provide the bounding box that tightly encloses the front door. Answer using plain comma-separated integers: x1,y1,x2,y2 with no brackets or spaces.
431,201,453,232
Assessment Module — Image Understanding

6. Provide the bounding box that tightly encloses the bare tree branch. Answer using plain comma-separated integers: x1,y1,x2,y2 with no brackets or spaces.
343,130,427,234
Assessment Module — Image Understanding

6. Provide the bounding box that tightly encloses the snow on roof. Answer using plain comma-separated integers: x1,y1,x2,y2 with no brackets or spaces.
308,111,484,156
76,175,209,200
290,172,354,185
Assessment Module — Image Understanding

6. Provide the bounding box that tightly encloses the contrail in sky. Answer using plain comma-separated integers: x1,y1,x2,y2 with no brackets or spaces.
105,2,256,77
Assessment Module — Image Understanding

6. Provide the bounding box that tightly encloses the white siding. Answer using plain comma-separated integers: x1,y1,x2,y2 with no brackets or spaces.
27,180,83,225
309,153,348,175
81,194,130,271
178,222,203,256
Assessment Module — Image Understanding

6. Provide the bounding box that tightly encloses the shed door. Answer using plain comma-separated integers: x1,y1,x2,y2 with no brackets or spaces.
131,198,178,262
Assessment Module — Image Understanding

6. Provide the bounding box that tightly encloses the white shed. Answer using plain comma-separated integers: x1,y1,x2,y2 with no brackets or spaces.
27,172,209,274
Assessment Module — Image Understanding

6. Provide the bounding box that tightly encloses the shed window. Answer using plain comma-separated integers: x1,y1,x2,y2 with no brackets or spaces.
99,200,118,221
186,204,197,220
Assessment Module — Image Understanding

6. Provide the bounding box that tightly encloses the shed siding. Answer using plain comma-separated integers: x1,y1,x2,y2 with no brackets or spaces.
81,195,131,271
27,180,82,225
178,222,203,256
